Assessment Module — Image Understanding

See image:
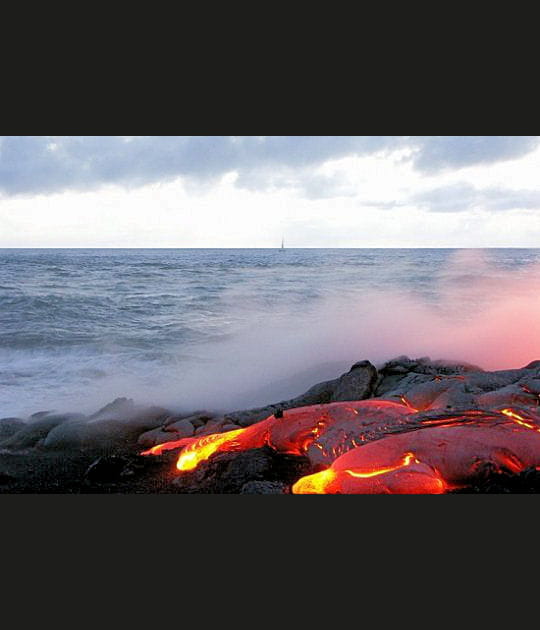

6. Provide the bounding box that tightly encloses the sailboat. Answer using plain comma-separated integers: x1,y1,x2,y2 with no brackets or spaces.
280,236,285,251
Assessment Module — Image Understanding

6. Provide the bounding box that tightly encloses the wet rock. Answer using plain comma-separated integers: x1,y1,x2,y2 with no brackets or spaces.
0,418,26,442
42,421,92,450
241,481,289,494
43,417,145,450
2,413,84,450
89,398,169,432
226,361,378,427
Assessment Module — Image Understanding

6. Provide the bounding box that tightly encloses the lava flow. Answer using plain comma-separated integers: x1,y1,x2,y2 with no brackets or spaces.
142,399,416,471
176,429,245,471
292,413,540,494
141,401,540,494
500,407,540,433
293,451,447,494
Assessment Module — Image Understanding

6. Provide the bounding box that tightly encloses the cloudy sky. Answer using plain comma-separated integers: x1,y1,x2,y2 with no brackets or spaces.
0,136,539,247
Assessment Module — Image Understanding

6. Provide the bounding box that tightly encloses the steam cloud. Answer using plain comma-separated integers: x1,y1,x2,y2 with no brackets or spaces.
155,249,540,412
5,250,540,418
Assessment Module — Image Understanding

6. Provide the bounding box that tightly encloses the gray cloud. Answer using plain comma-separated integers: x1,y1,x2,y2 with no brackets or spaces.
0,136,538,197
411,136,539,173
413,182,540,212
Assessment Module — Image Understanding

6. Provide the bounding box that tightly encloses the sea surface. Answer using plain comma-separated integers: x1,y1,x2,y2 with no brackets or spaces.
1,248,540,419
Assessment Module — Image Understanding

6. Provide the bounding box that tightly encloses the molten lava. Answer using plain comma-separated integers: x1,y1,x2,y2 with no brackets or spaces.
176,429,245,471
344,451,419,477
291,413,540,494
141,399,540,494
292,451,447,494
142,399,416,472
141,437,195,456
501,408,540,433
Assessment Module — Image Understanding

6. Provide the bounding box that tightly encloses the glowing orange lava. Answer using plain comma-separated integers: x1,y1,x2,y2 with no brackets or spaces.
344,452,419,478
399,396,417,411
176,428,245,471
292,468,337,494
500,408,540,433
293,451,447,494
140,400,540,493
141,437,195,456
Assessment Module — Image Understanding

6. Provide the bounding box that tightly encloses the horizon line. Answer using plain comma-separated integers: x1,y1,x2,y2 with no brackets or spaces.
0,246,537,250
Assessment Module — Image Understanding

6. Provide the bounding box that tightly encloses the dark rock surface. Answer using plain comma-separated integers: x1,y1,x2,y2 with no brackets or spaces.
1,413,85,450
84,455,138,483
240,480,289,494
172,446,314,493
450,467,540,493
0,445,181,493
0,471,17,485
0,418,26,441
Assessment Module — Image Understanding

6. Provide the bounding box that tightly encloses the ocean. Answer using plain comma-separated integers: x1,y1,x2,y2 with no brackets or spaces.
1,248,540,419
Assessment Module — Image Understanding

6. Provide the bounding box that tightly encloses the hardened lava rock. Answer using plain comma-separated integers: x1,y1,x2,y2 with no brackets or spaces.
172,446,313,494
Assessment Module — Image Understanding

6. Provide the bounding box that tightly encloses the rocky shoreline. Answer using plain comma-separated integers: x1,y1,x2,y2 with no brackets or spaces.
2,355,540,493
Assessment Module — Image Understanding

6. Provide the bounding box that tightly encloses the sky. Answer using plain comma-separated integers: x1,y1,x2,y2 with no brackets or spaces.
0,135,539,247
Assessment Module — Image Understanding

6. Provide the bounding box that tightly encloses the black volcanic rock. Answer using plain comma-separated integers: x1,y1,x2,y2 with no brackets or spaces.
84,455,134,483
172,446,313,493
450,467,540,493
0,471,17,485
241,481,289,494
